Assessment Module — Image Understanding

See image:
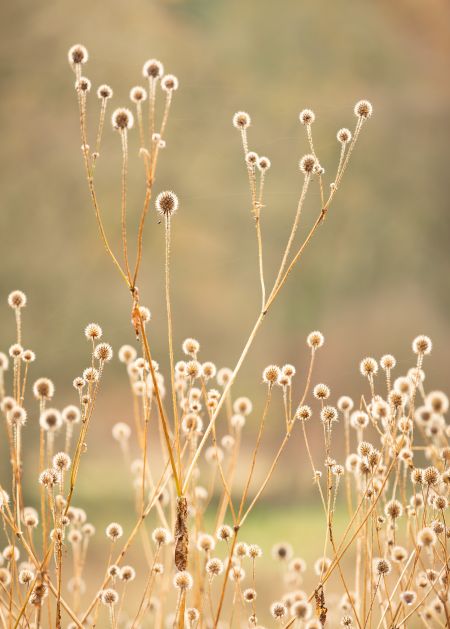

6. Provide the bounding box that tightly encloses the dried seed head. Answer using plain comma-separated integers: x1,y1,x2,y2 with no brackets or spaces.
216,525,233,542
262,364,281,385
272,543,293,561
423,466,440,486
129,86,147,103
257,156,271,171
7,406,27,427
307,331,324,349
39,409,62,432
417,527,437,547
120,565,136,581
233,111,251,129
385,499,403,520
374,558,391,576
8,290,27,309
182,338,200,357
185,608,200,623
391,545,407,563
299,109,315,125
321,406,338,424
202,362,217,380
33,377,55,401
97,84,113,100
299,154,317,175
142,59,164,79
105,523,123,541
152,527,171,545
380,354,396,370
39,469,58,488
52,452,71,471
101,588,119,606
161,74,179,92
206,557,223,577
62,405,81,425
270,601,287,619
173,570,193,591
412,335,432,356
94,342,113,362
426,391,449,414
360,357,378,377
296,405,312,421
245,151,258,166
400,591,417,606
22,349,35,363
313,383,330,400
84,323,102,341
83,367,99,383
111,108,134,130
247,544,262,559
18,568,34,585
68,44,89,66
73,377,85,390
112,422,131,442
23,507,39,528
197,533,215,553
354,100,373,119
337,396,354,412
337,128,352,144
9,344,23,358
156,190,179,216
350,410,369,429
233,397,253,415
292,600,312,619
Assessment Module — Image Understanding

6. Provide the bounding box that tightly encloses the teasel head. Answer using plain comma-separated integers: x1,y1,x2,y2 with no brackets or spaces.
380,354,396,371
8,290,27,309
374,558,391,576
423,466,441,486
321,405,338,425
384,499,403,520
360,357,378,378
142,59,164,79
299,109,315,125
156,190,179,217
299,154,317,175
412,335,432,356
294,406,312,424
233,111,251,130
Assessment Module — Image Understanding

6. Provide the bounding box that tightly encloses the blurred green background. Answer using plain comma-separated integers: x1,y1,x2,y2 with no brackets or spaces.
1,0,449,623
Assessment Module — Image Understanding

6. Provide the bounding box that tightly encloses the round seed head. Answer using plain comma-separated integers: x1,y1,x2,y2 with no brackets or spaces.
129,86,147,103
216,524,233,541
262,364,280,385
7,406,27,427
173,570,193,591
232,111,251,129
257,156,271,171
313,383,330,400
417,527,437,547
245,151,258,166
101,588,119,606
400,591,417,606
22,349,35,363
68,44,89,66
243,588,257,603
307,331,324,349
84,323,102,341
142,59,164,79
299,154,317,175
111,108,134,130
94,342,113,362
296,405,312,421
299,109,315,125
337,396,354,412
233,397,252,415
182,338,200,357
354,100,373,119
374,558,391,576
337,128,352,144
18,568,34,585
380,354,396,370
52,452,71,471
8,290,27,309
62,405,81,424
272,543,293,561
97,84,113,100
9,344,23,358
161,74,179,92
39,409,62,432
412,335,432,356
426,391,449,414
270,602,287,619
152,527,171,545
105,523,123,541
120,565,136,581
206,557,224,577
321,406,338,424
156,190,179,216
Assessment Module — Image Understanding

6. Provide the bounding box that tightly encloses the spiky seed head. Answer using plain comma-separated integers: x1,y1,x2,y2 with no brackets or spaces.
400,591,417,606
84,323,102,341
216,524,233,541
350,410,369,429
232,111,251,129
257,156,271,171
0,397,15,414
94,342,113,362
360,357,378,377
62,405,81,424
354,100,373,119
321,406,338,424
112,422,131,442
247,544,262,559
426,391,449,414
233,397,253,415
39,469,58,488
7,406,27,427
374,558,391,576
120,565,136,581
202,362,216,380
142,59,164,79
68,44,89,66
173,570,193,591
307,331,324,349
118,345,137,364
299,154,317,175
97,84,113,100
22,349,35,362
385,499,403,520
182,338,200,356
245,151,258,166
18,568,34,585
152,527,171,545
292,600,312,619
295,405,312,422
337,396,354,412
206,557,223,577
105,523,123,541
423,466,440,486
9,344,23,358
129,86,147,103
380,354,396,370
299,109,315,125
337,128,352,144
417,527,437,547
263,364,280,385
8,290,27,309
272,543,293,561
217,367,232,386
197,533,215,553
313,383,330,400
185,608,200,623
156,190,179,216
101,588,119,606
111,108,134,130
52,452,71,471
39,409,62,432
270,602,287,619
243,588,257,603
412,335,432,356
72,377,85,390
161,74,179,92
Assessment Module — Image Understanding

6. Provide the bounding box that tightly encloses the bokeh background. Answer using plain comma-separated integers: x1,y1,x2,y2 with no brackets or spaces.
1,0,449,624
